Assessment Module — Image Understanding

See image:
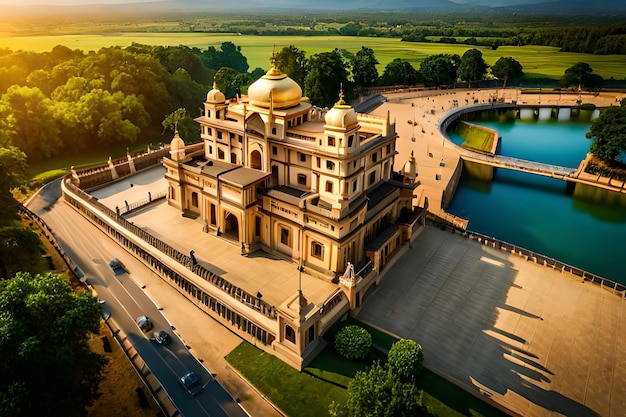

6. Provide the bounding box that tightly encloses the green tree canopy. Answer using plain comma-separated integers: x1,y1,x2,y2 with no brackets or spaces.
458,48,488,88
304,50,350,108
352,46,379,89
387,339,424,382
380,58,420,87
491,57,524,87
274,45,308,87
0,272,107,417
336,361,424,417
334,325,372,360
213,67,242,99
0,226,44,279
0,146,27,228
560,62,604,90
419,54,460,87
0,85,61,160
586,105,626,162
198,41,249,73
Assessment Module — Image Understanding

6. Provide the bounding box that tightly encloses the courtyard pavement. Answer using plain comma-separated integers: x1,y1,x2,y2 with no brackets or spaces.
357,225,626,417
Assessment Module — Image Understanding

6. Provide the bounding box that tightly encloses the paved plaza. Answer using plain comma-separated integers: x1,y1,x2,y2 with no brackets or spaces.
358,226,626,417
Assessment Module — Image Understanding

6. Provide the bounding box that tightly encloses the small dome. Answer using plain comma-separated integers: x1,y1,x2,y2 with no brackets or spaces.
402,151,418,180
325,92,358,129
247,66,302,109
170,131,185,151
207,83,226,104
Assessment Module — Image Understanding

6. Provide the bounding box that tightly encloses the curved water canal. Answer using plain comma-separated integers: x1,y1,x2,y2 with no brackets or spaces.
446,108,626,283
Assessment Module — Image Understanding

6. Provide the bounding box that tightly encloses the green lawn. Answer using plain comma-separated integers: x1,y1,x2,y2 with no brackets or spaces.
455,122,496,154
0,32,624,79
226,316,510,417
225,342,348,417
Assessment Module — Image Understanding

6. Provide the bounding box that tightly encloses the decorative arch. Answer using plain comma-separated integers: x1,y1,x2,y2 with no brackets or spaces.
223,211,240,241
250,150,262,170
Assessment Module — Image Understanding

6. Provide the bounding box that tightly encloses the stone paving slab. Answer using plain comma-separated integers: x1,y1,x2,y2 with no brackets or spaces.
357,225,625,417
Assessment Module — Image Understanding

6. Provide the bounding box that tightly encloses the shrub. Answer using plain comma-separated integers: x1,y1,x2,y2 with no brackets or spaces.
387,339,424,381
335,325,372,360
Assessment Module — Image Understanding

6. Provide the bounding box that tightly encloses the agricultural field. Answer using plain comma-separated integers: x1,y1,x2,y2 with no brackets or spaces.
1,32,625,79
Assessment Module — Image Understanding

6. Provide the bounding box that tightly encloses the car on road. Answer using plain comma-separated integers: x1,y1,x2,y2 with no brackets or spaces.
136,315,153,333
180,372,203,396
151,330,171,345
109,258,127,275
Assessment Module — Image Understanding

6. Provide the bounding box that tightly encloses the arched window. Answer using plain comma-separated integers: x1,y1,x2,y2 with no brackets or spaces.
251,150,262,170
285,324,296,343
231,152,237,164
218,148,225,160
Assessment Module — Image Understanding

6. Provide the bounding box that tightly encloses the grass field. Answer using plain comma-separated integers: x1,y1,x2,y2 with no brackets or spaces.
1,32,625,79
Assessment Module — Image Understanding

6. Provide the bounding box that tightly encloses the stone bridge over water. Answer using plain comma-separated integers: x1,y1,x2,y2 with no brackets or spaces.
369,90,626,228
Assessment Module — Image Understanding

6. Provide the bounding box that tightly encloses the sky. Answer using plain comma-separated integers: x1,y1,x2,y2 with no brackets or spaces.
0,0,549,6
1,0,161,5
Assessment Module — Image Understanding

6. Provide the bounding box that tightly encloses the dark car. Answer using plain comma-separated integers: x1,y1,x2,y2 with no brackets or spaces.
136,315,153,333
180,372,203,396
152,330,171,345
109,258,127,275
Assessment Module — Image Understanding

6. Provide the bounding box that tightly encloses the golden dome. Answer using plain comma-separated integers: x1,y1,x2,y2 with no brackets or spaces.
325,92,358,129
247,66,302,109
207,83,226,104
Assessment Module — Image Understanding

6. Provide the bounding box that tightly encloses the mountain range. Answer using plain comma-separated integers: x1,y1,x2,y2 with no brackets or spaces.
3,0,626,17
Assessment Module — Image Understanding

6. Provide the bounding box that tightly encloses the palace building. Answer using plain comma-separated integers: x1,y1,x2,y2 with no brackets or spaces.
161,63,425,368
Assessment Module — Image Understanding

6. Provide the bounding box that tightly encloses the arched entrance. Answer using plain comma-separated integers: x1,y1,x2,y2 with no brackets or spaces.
223,211,240,241
250,150,262,170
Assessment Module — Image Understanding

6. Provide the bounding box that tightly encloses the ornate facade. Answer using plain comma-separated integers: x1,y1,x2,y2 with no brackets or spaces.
162,64,425,368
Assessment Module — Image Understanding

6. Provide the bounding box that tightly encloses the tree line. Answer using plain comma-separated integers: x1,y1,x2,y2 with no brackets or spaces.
180,13,626,55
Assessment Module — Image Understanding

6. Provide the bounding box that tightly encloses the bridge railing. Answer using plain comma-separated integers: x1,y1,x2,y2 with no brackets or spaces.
432,220,626,298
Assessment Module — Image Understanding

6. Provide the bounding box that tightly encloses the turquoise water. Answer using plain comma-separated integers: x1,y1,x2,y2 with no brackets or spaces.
447,116,626,283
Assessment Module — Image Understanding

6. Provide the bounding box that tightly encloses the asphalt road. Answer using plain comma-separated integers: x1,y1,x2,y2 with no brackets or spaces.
27,179,248,417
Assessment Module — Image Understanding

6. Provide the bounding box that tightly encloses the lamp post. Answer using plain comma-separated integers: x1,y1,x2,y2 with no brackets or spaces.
411,102,416,142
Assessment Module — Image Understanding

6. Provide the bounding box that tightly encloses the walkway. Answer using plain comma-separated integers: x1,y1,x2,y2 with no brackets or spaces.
357,225,626,417
458,150,576,178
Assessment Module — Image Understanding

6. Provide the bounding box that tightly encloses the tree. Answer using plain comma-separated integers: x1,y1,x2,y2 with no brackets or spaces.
560,62,603,90
0,146,27,228
419,54,460,87
491,57,523,87
304,50,350,109
339,22,361,36
334,325,372,360
213,67,241,99
162,107,197,142
0,226,44,279
0,85,61,161
0,272,107,417
274,45,308,87
387,339,424,382
332,361,424,417
162,107,187,133
458,48,488,88
380,58,419,87
586,105,626,162
198,42,249,73
352,46,379,89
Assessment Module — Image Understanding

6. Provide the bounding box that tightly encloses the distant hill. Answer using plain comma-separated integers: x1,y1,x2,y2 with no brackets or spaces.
2,0,625,18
